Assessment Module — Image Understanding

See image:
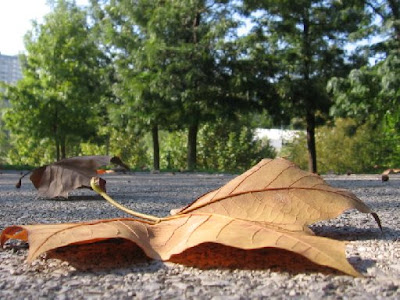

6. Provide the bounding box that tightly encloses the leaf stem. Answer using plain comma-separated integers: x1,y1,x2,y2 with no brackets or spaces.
90,177,161,223
15,170,33,188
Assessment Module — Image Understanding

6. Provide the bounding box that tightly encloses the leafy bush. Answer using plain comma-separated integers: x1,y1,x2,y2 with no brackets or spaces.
197,120,276,173
107,128,150,170
159,130,187,170
5,134,55,166
283,118,400,174
0,129,10,165
151,120,277,173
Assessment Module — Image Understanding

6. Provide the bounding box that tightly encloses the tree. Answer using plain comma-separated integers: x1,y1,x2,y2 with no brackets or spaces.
90,0,181,171
243,0,367,173
3,0,106,161
92,0,251,170
0,94,10,164
329,0,399,123
327,0,400,167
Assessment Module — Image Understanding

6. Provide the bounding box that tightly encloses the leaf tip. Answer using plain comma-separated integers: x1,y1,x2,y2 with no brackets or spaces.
110,156,130,171
16,170,33,189
371,212,383,232
15,178,22,189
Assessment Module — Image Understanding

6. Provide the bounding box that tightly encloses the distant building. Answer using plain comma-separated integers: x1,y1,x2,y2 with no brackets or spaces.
255,128,302,152
0,53,22,85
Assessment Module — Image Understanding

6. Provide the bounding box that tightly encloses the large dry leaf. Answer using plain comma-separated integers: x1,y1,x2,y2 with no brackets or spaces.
21,155,128,198
1,158,381,276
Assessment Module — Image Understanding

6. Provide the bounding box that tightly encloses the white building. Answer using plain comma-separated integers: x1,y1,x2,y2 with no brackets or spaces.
0,53,22,84
255,128,302,152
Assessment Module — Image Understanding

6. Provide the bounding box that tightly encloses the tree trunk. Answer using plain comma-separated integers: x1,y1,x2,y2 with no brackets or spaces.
54,106,60,161
55,138,60,161
306,111,317,173
152,124,160,171
187,123,198,171
387,0,400,42
302,9,317,173
61,137,66,159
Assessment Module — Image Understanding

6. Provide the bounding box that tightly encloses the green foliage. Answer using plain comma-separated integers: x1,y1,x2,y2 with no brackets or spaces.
280,131,308,172
3,0,107,162
126,120,278,173
107,129,150,170
0,98,9,164
197,120,276,173
0,131,10,165
242,0,368,173
5,134,55,166
328,52,400,168
329,51,399,124
283,119,400,174
93,0,260,170
154,131,186,171
329,1,400,149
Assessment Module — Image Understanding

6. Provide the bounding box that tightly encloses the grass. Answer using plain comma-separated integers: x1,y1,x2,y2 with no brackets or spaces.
0,164,34,171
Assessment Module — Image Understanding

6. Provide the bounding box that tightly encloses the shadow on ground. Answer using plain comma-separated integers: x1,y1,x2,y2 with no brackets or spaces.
311,225,398,241
44,239,366,277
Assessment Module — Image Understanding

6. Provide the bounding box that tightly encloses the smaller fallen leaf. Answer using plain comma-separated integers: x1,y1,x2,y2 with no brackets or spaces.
381,168,400,181
17,155,128,198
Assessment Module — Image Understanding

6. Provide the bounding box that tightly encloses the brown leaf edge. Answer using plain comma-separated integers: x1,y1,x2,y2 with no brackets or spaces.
0,215,362,277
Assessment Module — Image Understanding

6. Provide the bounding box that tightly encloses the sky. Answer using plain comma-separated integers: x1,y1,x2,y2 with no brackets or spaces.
0,1,383,62
0,0,87,56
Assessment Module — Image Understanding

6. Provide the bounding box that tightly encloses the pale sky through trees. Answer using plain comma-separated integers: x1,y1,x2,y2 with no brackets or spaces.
0,0,88,56
0,0,384,63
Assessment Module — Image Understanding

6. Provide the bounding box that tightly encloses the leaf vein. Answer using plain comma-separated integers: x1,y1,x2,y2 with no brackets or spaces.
215,219,234,240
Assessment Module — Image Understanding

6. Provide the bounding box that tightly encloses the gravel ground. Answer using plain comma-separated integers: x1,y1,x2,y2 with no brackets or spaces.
0,170,399,299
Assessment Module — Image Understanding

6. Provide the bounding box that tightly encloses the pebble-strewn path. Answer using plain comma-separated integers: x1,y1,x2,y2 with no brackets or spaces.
0,171,398,299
